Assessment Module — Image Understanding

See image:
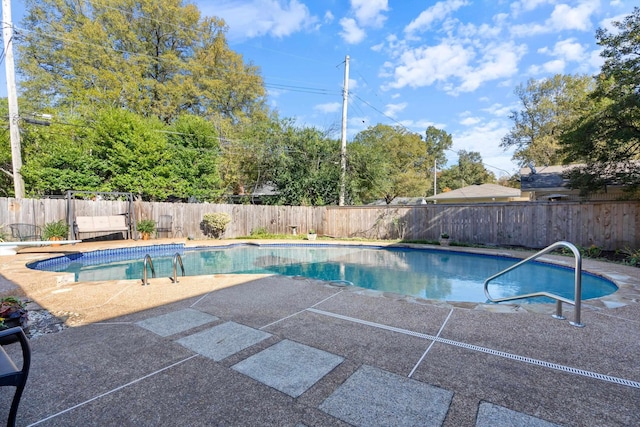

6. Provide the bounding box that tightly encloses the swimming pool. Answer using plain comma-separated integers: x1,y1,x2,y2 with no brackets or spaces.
28,243,617,303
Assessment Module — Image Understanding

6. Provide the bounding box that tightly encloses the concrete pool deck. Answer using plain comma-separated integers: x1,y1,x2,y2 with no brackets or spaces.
0,239,638,426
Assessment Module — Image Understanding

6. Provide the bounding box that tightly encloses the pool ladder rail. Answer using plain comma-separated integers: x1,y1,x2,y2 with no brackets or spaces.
142,253,185,286
483,241,584,327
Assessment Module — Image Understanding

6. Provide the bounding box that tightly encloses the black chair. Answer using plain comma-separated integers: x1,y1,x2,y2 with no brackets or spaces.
8,224,41,241
156,215,173,238
0,327,31,427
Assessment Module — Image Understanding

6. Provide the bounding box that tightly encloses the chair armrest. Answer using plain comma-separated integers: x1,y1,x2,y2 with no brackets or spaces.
0,327,31,371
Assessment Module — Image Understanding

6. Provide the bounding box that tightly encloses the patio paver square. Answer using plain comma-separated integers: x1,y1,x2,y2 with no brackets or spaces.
476,402,562,427
135,308,218,337
232,339,344,398
177,321,271,361
319,364,453,427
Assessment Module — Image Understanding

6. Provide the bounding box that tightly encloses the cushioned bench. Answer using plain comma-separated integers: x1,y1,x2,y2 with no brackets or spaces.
0,327,31,427
75,215,130,239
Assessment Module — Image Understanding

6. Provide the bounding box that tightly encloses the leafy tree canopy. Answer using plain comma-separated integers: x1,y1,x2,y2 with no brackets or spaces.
438,150,496,191
501,74,595,168
560,7,640,196
18,0,267,123
349,124,431,204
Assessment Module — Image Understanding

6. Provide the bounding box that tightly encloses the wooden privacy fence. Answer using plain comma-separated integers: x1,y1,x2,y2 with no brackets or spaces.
0,198,638,250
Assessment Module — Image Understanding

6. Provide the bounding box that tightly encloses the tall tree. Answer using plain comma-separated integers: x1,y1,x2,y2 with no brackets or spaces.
437,150,496,191
501,74,595,167
349,124,429,204
560,8,640,196
18,0,267,123
269,125,341,206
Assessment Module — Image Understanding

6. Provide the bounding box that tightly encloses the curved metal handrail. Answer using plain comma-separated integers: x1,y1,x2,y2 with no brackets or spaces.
483,241,584,327
142,254,156,286
171,253,185,283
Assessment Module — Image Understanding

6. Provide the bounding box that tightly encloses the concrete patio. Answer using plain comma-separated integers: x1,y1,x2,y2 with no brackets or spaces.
0,240,638,426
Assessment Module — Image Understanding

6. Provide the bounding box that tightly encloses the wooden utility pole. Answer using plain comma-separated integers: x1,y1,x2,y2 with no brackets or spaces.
2,0,24,198
339,55,349,206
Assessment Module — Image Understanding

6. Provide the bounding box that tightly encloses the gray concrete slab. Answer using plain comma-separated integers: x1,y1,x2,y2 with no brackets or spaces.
135,308,219,337
232,339,344,398
476,402,562,427
176,321,271,361
320,364,453,426
189,275,344,328
263,310,431,376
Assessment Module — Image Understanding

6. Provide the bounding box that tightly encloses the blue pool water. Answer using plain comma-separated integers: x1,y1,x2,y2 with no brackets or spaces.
28,243,618,303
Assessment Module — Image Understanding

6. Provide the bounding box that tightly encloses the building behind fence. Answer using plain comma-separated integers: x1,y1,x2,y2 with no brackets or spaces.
1,197,638,251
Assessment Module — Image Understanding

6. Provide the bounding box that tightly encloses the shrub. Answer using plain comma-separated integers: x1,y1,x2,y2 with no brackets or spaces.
250,227,269,237
203,212,231,238
618,247,640,267
137,219,156,234
42,220,70,239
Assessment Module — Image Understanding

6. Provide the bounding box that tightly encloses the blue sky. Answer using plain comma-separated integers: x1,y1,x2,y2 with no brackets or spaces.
3,1,637,177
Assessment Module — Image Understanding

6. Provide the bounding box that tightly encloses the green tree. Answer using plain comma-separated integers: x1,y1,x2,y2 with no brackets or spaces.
0,100,14,196
19,114,105,196
166,114,223,202
437,150,496,191
19,0,267,123
501,74,595,167
269,125,341,206
560,8,640,196
349,124,429,204
86,108,174,200
424,125,453,195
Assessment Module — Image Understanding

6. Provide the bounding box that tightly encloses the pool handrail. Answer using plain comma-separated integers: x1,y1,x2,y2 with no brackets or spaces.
171,253,185,283
142,254,156,286
483,241,584,327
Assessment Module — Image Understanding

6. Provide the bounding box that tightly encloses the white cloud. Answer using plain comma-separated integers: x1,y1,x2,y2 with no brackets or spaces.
404,0,470,36
533,38,598,74
548,38,586,61
387,41,474,90
314,102,341,113
324,10,334,24
510,0,599,37
529,59,566,74
510,0,554,16
350,0,389,28
203,0,318,41
457,42,526,93
481,103,514,118
548,1,599,31
460,116,481,126
340,17,366,44
384,102,408,118
339,0,389,44
386,40,525,94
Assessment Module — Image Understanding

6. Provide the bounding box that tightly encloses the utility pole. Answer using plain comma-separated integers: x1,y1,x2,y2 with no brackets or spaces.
338,55,349,206
2,0,24,197
433,159,437,196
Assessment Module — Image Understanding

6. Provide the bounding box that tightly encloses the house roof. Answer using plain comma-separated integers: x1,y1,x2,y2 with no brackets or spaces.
425,184,521,201
519,165,576,191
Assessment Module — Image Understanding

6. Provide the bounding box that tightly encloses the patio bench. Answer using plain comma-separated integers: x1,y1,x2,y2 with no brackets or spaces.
75,215,130,239
0,327,31,427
